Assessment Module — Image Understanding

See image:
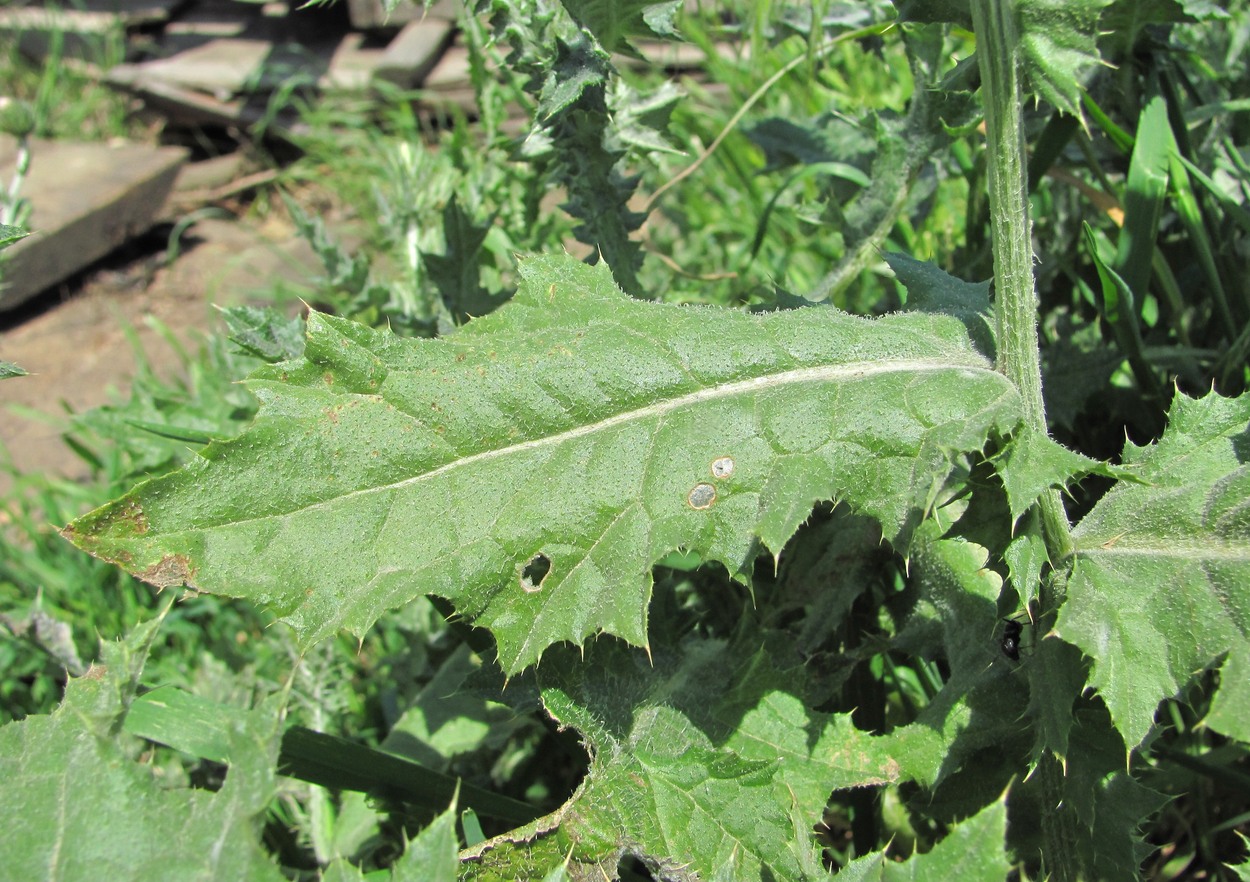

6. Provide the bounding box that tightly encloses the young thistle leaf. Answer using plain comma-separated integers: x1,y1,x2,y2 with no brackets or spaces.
1059,390,1250,750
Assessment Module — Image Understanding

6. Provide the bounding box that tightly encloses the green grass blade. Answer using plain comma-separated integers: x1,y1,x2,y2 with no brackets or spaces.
124,687,538,824
1114,95,1171,311
279,728,538,824
122,418,226,445
1082,90,1133,153
1082,222,1163,400
1169,152,1244,333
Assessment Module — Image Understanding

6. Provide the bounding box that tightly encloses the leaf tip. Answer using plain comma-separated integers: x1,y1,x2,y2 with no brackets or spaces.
61,497,152,567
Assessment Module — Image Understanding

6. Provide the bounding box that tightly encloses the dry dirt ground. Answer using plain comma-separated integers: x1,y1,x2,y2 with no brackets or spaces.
0,214,316,495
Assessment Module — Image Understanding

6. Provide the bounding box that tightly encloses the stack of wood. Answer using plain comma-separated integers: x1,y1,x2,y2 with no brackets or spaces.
0,0,716,310
0,0,463,310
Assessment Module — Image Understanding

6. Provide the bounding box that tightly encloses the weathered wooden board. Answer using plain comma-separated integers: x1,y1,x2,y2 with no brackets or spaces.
0,0,186,61
373,19,454,87
0,0,185,30
0,138,187,312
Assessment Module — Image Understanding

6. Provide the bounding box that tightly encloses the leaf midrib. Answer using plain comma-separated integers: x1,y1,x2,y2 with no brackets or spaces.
171,356,1001,532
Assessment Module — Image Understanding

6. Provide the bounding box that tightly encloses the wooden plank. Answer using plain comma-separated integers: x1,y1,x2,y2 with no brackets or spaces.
322,32,387,91
110,37,277,96
0,138,187,312
0,0,185,31
0,0,186,60
108,28,386,99
422,40,469,90
164,0,262,39
103,71,303,139
374,19,454,88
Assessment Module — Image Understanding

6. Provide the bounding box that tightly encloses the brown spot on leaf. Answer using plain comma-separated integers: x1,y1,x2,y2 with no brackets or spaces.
65,497,149,542
120,498,149,534
139,554,195,589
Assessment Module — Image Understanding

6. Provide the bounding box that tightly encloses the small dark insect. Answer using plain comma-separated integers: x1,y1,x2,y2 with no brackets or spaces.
1000,617,1025,661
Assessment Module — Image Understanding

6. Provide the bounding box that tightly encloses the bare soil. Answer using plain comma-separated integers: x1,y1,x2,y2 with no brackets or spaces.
0,214,316,495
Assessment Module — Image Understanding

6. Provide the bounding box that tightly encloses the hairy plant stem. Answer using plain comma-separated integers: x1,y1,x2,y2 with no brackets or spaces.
969,0,1073,563
970,2,1077,880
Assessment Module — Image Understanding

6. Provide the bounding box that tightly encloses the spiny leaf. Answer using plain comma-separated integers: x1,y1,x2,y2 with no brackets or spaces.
64,253,1022,675
892,522,1033,789
460,830,579,881
1004,510,1047,608
1101,0,1229,57
1057,390,1250,751
744,114,875,172
1018,0,1110,118
218,305,306,363
520,636,898,881
995,425,1136,526
885,251,994,359
1,360,28,380
558,0,681,56
423,197,504,325
894,0,1109,118
392,800,459,882
1056,706,1168,879
537,36,608,120
606,78,684,155
0,616,283,880
0,222,26,249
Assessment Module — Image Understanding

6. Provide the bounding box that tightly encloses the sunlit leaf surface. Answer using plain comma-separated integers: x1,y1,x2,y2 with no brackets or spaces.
0,617,282,881
66,254,1021,674
1059,391,1250,749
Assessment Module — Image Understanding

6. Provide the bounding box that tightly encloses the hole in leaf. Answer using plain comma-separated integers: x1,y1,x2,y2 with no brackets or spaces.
687,482,716,510
519,553,551,592
710,455,735,479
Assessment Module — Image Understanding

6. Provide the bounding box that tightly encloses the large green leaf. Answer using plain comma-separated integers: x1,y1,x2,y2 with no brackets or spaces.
0,615,283,881
1057,391,1250,749
466,634,898,881
65,253,1022,674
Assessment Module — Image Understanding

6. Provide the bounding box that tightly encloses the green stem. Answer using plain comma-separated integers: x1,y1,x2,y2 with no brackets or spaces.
970,3,1077,880
969,0,1073,563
